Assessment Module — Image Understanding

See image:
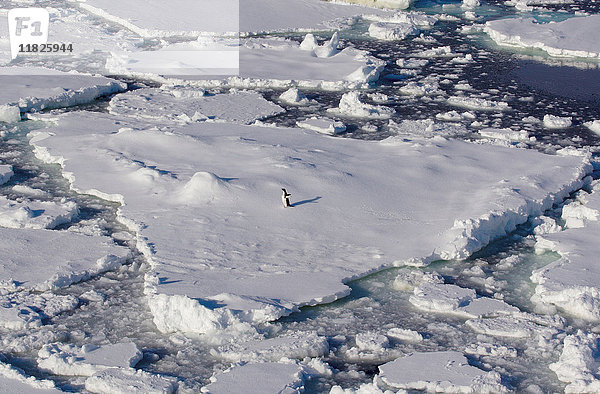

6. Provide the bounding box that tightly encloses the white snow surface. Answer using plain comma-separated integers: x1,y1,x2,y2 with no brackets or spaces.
584,120,600,135
201,362,307,393
29,111,591,335
0,105,20,123
0,227,131,292
0,165,13,185
77,0,389,35
0,67,125,113
328,91,395,118
37,342,142,376
85,368,176,394
108,88,284,125
377,351,506,392
532,182,600,321
485,15,600,59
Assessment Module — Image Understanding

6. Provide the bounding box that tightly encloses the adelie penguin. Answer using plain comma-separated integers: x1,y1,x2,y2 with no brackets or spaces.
281,188,292,208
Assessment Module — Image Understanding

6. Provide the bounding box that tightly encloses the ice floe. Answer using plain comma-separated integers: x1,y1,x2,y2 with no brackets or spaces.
0,360,62,393
201,362,308,393
377,351,506,392
0,164,13,185
328,91,395,118
37,342,142,376
478,127,530,142
108,88,284,125
532,181,600,320
85,368,176,394
485,15,600,59
0,228,131,292
0,67,125,114
543,114,572,129
278,88,315,106
296,118,347,135
0,105,20,123
0,196,77,229
584,120,600,135
29,111,591,335
549,331,600,393
447,96,510,111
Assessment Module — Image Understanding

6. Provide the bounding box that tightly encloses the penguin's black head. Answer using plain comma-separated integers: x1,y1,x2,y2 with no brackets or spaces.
282,188,287,192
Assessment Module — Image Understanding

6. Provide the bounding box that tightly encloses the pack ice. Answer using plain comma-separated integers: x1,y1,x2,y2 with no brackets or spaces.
29,110,592,337
485,15,600,59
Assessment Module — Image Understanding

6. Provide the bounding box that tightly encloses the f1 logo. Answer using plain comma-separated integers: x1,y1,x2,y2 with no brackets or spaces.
8,8,49,59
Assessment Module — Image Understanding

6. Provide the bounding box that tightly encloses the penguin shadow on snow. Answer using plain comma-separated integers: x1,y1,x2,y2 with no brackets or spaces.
291,196,322,207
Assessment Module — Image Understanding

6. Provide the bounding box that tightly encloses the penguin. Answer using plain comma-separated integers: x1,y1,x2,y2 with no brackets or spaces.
281,188,292,208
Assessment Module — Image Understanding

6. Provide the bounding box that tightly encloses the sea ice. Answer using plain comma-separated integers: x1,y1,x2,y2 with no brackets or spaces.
0,67,125,114
532,182,600,320
0,105,20,123
549,331,600,393
377,351,506,392
447,96,510,111
0,292,78,330
296,118,347,135
368,22,418,41
0,228,131,292
543,114,572,129
328,91,395,118
108,88,284,125
583,120,600,135
30,111,591,335
485,15,600,59
395,58,429,69
0,164,13,185
0,360,62,393
386,328,423,342
201,362,308,393
479,128,530,141
37,342,142,376
278,88,315,106
212,331,328,363
0,196,77,229
85,368,176,394
388,118,468,138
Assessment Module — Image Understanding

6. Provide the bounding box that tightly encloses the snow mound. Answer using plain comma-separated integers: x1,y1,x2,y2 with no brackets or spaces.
201,362,308,393
175,172,232,205
0,197,77,229
0,228,131,292
85,368,176,394
377,351,507,392
213,331,328,362
549,331,600,393
0,164,13,185
38,342,142,377
485,15,600,59
543,114,572,129
109,88,284,125
447,96,510,111
0,67,125,113
297,117,346,135
328,91,395,119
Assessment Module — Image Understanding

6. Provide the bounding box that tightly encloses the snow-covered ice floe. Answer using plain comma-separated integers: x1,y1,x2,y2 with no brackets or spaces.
296,118,346,135
584,120,600,135
0,228,131,292
485,15,600,59
328,91,395,118
532,181,600,321
366,11,438,41
0,164,13,185
543,114,572,129
376,351,507,392
0,359,62,393
447,96,510,111
85,368,176,394
107,36,385,90
549,330,600,393
0,67,125,114
0,196,77,229
108,88,284,125
30,111,591,336
201,362,308,393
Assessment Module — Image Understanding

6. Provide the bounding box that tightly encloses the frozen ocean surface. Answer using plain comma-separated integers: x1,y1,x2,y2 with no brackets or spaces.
1,0,600,392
